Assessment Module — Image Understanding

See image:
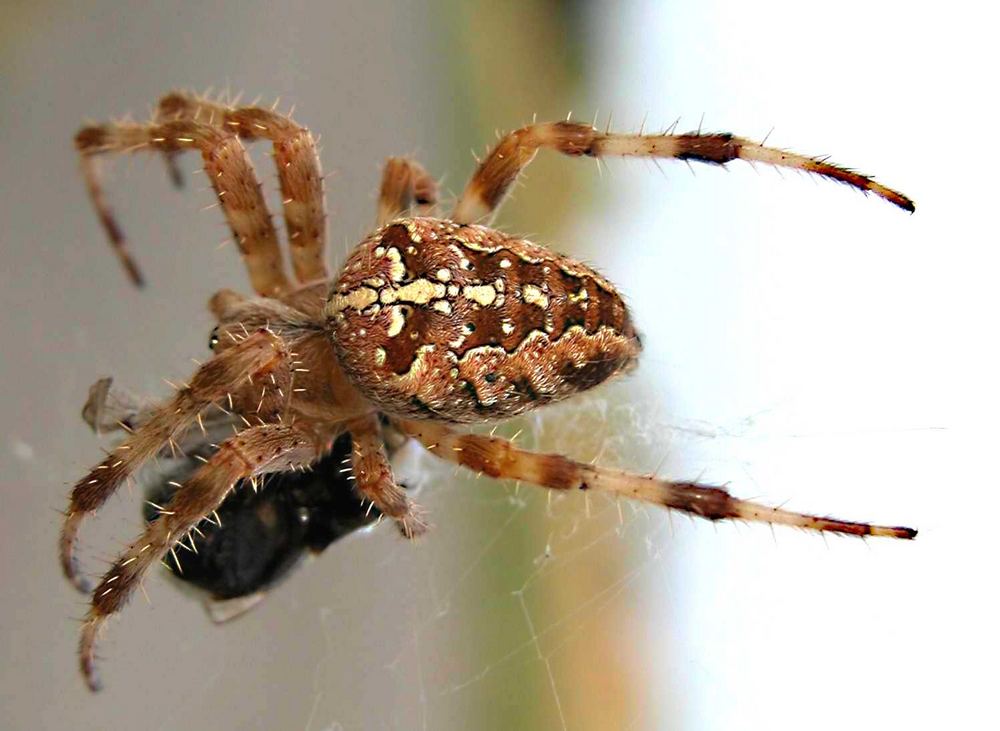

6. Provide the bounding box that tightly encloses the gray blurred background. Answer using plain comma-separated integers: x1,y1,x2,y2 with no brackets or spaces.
2,1,995,729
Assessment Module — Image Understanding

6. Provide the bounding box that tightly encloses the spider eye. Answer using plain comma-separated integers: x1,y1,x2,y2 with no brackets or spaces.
208,327,220,351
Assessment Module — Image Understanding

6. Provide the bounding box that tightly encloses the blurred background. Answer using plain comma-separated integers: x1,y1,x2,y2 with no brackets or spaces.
1,1,995,729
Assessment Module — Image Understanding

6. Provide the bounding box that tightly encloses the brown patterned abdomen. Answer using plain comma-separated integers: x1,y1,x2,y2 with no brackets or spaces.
325,218,641,423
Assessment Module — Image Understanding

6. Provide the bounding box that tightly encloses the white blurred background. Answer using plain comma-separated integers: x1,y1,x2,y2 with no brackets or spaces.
1,1,994,729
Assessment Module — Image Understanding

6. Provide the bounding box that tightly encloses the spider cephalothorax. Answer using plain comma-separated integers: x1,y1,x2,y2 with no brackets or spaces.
62,90,916,691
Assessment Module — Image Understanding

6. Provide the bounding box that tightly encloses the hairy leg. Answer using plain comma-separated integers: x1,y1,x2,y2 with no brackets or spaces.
376,156,439,226
79,423,317,691
394,418,916,539
452,120,914,224
347,414,427,538
156,91,329,283
61,329,290,591
75,118,291,295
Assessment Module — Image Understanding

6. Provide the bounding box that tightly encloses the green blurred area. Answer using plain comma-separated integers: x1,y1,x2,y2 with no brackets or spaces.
436,4,643,728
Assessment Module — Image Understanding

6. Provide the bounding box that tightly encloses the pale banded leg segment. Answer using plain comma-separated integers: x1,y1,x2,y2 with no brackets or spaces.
60,330,290,592
452,120,915,224
75,119,291,296
395,418,916,540
376,156,439,226
156,91,329,283
347,414,428,538
79,423,317,692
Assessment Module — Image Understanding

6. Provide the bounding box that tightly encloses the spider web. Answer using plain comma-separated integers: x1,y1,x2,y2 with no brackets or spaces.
294,374,786,731
287,366,940,731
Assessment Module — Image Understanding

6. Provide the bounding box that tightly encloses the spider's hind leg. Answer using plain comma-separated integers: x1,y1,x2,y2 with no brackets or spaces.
79,423,318,692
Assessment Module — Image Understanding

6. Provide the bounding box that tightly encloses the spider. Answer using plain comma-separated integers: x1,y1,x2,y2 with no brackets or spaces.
62,90,916,691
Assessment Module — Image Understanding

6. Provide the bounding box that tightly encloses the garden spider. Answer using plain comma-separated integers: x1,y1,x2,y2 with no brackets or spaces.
62,90,916,691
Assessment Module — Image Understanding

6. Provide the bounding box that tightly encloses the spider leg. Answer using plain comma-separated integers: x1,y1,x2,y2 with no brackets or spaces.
75,117,291,296
79,423,317,692
394,418,917,540
61,329,290,592
156,91,329,284
347,414,428,538
376,156,439,226
451,121,914,224
81,375,239,451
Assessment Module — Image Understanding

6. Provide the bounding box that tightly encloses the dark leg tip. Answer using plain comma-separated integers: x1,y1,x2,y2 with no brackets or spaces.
72,575,94,594
164,152,185,189
86,673,103,693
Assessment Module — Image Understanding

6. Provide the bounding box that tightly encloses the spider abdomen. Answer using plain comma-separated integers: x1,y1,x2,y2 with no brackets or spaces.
325,217,641,423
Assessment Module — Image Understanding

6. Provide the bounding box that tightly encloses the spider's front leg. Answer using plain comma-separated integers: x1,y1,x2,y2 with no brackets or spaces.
347,414,428,538
395,418,916,540
79,423,319,692
451,120,914,224
60,329,290,592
